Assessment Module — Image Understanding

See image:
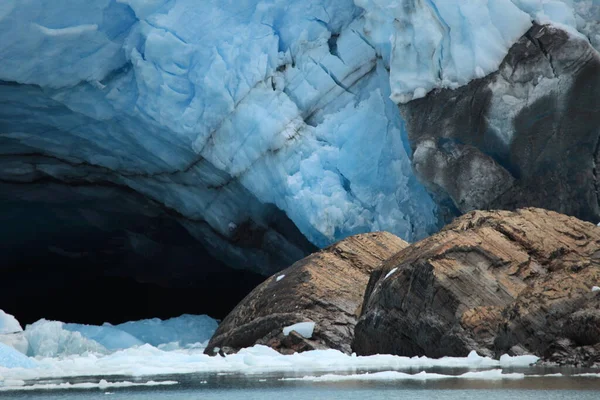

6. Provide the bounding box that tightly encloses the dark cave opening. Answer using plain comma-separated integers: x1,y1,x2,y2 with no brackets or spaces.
0,183,267,326
0,256,265,326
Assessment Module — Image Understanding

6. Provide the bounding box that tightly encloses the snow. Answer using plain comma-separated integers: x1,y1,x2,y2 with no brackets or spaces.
282,322,315,339
592,286,600,292
276,274,285,282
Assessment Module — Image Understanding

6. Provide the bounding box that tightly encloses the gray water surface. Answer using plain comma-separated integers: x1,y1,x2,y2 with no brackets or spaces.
3,371,600,400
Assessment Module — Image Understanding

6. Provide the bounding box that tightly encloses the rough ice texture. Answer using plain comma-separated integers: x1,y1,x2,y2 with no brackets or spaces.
0,343,538,378
0,0,439,276
357,0,598,103
23,314,218,358
1,1,597,273
115,314,218,347
0,343,36,369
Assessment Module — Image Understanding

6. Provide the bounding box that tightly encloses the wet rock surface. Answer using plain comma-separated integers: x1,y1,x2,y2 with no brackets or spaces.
354,208,600,367
401,24,600,223
205,232,408,355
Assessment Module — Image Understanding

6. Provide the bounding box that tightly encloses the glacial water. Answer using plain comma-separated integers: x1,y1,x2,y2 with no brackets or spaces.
2,369,600,400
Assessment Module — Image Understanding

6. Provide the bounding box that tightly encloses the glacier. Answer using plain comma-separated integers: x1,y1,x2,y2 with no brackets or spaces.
0,0,439,279
1,0,599,280
358,0,600,103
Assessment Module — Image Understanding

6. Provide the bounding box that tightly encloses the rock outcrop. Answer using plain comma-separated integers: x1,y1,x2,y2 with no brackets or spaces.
401,24,600,223
205,232,407,355
353,208,600,367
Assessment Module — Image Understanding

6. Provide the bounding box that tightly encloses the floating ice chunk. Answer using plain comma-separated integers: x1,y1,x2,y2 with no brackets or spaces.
116,314,218,348
0,379,178,392
0,310,22,334
63,324,144,351
282,369,525,382
384,267,398,280
0,343,36,369
592,286,600,292
282,322,315,339
498,352,538,367
0,343,543,382
276,275,285,282
24,320,107,358
0,310,29,355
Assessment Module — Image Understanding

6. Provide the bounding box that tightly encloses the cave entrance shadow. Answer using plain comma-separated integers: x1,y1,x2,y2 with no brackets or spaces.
0,184,266,326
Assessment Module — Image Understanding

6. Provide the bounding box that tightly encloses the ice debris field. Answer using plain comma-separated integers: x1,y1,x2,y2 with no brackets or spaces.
2,309,600,392
1,0,598,271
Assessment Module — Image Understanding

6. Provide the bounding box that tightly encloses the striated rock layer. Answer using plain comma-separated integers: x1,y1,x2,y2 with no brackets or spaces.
354,208,600,366
205,232,407,355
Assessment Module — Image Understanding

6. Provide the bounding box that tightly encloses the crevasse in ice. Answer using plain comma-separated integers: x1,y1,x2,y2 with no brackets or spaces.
0,0,596,266
0,0,437,264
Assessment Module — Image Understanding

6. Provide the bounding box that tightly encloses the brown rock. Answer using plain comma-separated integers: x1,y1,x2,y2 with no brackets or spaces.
205,232,408,355
353,208,600,366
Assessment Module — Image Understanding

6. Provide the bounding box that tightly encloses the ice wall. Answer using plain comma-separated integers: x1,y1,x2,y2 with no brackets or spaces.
0,0,439,274
2,0,596,274
357,0,599,103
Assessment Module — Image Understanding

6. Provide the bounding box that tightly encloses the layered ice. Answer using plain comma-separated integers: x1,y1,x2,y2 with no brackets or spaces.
1,1,598,272
0,0,437,268
0,0,439,274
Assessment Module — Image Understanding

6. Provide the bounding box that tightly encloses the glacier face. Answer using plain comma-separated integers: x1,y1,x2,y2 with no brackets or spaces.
1,0,598,278
0,0,439,275
358,0,599,103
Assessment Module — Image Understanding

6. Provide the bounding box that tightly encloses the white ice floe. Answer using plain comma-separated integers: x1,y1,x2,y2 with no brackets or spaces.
283,370,600,382
0,379,178,392
282,369,526,382
0,345,540,382
22,314,218,358
283,322,315,339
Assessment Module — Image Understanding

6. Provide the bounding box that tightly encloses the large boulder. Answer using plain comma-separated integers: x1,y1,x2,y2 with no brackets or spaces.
401,24,600,223
353,208,600,366
205,232,407,355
